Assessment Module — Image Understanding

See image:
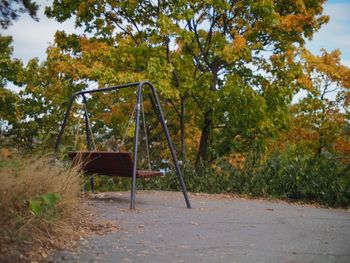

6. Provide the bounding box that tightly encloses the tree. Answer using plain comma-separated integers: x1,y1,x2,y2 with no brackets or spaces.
0,34,84,150
45,0,329,168
0,35,23,140
288,48,350,157
0,0,39,29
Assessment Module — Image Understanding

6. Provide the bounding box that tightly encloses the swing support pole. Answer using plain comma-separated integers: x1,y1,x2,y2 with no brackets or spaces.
130,85,142,209
55,81,191,209
145,82,191,209
81,95,91,151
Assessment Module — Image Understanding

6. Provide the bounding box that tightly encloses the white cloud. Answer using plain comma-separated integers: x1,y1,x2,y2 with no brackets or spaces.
2,0,81,64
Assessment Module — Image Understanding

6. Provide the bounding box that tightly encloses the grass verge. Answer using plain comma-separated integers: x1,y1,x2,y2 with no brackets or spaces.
0,153,116,262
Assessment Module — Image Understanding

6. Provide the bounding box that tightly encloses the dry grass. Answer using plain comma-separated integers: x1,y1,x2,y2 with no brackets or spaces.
0,154,85,262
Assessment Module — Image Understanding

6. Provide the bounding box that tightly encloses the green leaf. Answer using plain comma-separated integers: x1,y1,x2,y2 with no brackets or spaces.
29,200,43,216
41,192,61,207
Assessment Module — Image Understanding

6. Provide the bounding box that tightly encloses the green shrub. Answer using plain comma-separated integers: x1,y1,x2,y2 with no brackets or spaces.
84,144,350,208
248,145,350,206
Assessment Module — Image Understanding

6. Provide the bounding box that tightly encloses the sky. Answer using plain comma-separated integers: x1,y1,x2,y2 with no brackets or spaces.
2,0,350,67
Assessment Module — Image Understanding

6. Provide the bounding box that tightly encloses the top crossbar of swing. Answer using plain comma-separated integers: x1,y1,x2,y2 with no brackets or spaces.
63,81,163,178
72,81,143,97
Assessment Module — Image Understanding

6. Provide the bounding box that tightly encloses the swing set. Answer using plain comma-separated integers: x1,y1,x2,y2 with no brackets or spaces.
55,81,191,209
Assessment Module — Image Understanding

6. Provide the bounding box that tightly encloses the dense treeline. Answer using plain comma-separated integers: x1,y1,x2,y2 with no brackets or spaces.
1,0,349,206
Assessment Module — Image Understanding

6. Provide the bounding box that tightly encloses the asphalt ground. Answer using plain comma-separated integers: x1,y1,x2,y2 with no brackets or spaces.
50,191,350,263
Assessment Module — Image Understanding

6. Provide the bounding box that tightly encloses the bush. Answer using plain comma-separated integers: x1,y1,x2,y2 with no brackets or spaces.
81,144,350,208
248,144,350,206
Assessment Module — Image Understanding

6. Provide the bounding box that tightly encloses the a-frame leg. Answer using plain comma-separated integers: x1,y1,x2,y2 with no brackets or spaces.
148,83,191,209
90,176,95,192
130,85,142,209
82,94,95,193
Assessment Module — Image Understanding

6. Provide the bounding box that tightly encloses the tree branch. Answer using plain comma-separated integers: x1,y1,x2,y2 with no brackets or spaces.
167,98,180,117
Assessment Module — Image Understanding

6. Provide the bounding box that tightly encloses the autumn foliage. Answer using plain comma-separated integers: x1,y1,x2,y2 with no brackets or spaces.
0,0,349,206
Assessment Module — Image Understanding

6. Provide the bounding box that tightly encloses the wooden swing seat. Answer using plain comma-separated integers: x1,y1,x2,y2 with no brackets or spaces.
68,151,163,178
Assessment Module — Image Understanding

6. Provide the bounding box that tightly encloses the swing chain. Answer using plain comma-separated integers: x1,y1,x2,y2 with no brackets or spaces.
75,92,151,171
120,103,137,148
82,103,96,150
74,102,96,150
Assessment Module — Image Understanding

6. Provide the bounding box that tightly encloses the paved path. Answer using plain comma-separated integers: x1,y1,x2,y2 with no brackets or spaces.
51,191,350,263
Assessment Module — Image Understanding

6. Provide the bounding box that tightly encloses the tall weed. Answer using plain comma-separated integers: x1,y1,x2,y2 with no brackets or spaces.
0,155,83,262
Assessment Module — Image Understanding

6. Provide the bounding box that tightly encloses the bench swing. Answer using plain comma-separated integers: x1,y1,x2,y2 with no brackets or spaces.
55,81,191,209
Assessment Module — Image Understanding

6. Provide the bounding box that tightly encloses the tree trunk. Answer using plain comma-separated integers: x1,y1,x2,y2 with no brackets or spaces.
165,37,187,163
317,131,323,157
195,110,212,170
317,105,326,157
180,96,186,163
195,70,218,171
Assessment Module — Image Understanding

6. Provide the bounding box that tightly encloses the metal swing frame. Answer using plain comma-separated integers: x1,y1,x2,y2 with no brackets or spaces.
55,81,191,209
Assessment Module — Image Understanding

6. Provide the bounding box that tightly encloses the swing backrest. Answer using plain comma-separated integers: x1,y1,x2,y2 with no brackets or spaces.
69,151,133,177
